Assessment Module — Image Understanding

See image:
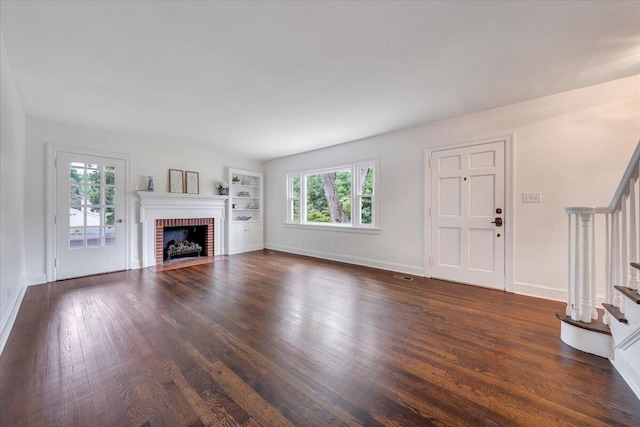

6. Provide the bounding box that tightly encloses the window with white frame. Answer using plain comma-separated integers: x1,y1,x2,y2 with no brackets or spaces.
287,160,377,228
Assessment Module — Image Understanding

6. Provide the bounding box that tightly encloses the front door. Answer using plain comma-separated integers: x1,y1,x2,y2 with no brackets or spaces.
430,141,505,289
55,151,126,280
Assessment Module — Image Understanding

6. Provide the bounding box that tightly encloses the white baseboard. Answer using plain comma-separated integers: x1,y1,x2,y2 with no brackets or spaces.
0,277,27,356
131,259,142,269
265,243,424,276
513,281,567,302
26,274,46,286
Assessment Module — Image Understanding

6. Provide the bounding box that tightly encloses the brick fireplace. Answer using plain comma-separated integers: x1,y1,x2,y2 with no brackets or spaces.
155,218,214,264
138,192,227,267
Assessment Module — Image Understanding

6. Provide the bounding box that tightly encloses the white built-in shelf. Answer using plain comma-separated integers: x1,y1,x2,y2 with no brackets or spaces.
232,184,260,189
227,168,264,254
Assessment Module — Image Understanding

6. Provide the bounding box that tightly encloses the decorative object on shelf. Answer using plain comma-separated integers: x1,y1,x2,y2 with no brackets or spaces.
232,176,240,184
185,171,199,194
247,202,255,209
217,181,229,196
236,216,251,221
232,204,237,209
147,176,154,192
238,191,250,197
169,169,184,193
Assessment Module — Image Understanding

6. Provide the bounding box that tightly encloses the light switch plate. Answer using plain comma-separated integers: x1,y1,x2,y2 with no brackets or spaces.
522,192,542,203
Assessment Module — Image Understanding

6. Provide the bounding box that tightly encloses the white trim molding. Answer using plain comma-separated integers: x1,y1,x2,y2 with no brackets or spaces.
138,191,228,267
0,277,26,356
265,243,423,276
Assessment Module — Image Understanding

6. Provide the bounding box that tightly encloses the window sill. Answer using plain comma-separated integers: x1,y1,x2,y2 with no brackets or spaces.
284,222,381,235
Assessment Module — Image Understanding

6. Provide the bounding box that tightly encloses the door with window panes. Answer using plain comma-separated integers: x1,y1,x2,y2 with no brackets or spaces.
55,152,126,280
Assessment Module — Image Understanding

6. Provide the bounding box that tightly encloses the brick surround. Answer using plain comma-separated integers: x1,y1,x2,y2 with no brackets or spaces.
155,218,214,264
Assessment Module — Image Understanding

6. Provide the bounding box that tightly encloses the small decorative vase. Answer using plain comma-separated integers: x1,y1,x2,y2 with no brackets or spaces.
219,188,228,196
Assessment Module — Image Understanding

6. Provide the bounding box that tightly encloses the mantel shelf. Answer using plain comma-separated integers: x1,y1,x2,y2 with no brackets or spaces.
137,191,228,202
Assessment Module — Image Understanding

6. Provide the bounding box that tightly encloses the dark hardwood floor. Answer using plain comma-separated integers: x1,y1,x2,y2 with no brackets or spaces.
1,250,638,426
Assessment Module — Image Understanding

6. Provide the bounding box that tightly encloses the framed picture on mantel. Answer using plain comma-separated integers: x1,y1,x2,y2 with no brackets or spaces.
186,171,199,194
169,169,184,193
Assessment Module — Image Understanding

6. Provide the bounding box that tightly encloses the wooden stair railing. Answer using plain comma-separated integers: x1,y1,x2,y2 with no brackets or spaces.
564,141,640,326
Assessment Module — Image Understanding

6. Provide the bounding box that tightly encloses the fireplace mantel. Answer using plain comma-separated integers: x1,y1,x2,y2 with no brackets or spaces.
137,191,228,267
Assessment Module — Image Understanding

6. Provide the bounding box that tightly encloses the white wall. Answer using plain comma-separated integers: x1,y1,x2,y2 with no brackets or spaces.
0,34,27,353
24,117,262,283
264,75,640,301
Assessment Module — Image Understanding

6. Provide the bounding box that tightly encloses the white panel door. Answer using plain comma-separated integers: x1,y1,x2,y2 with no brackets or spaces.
229,222,247,253
431,141,505,289
56,152,126,280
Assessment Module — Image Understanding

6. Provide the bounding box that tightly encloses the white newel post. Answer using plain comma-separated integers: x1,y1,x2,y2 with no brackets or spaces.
590,212,598,320
566,207,596,323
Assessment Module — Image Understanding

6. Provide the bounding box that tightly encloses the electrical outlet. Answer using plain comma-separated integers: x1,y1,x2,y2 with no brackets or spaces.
522,192,542,203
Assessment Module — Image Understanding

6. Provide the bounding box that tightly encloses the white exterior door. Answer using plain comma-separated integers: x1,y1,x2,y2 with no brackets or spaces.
430,141,505,289
55,152,127,280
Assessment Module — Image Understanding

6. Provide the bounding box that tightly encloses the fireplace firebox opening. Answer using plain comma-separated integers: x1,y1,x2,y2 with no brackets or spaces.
155,218,214,265
163,226,206,261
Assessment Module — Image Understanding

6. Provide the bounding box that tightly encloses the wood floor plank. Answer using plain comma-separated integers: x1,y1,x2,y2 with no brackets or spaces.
1,250,639,426
182,341,293,427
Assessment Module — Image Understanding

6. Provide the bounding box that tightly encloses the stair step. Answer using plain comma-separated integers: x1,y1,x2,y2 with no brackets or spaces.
631,262,640,270
555,311,611,335
602,303,628,323
614,285,640,304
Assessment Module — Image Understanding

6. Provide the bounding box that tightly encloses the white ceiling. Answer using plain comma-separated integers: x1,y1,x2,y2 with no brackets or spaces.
1,1,639,161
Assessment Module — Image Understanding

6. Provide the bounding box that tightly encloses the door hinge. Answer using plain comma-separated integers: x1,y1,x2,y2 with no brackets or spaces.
429,256,433,265
429,208,432,217
429,157,433,168
54,215,57,225
54,258,57,267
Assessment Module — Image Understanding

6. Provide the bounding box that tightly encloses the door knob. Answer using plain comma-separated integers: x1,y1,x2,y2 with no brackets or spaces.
117,218,124,223
491,217,503,227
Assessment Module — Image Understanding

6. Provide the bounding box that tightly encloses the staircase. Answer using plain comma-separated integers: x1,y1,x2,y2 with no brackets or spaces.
559,141,640,400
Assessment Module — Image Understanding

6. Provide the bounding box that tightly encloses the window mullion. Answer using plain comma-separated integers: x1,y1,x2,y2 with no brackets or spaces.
352,166,358,227
301,174,307,224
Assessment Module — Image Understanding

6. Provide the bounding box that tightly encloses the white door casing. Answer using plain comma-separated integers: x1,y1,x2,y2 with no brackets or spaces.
54,151,127,280
430,141,506,290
